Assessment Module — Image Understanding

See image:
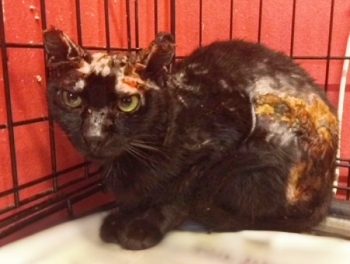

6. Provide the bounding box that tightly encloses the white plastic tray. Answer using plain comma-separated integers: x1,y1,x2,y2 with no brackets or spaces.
1,212,350,264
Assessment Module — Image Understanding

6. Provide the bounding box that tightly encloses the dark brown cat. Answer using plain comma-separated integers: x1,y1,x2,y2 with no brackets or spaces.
43,27,338,250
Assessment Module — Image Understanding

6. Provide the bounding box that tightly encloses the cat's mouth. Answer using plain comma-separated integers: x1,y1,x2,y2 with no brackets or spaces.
85,147,124,161
83,140,127,161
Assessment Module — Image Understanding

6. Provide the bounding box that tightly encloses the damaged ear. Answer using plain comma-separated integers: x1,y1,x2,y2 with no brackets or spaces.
43,26,90,64
138,32,175,80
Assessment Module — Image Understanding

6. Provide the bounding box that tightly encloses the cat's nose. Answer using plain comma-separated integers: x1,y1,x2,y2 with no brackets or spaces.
83,121,106,152
83,107,109,152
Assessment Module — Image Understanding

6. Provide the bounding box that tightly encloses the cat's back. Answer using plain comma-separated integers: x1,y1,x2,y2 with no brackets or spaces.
173,39,332,107
170,40,339,200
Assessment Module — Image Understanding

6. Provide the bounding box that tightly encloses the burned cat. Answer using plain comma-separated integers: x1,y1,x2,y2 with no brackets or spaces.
43,27,338,250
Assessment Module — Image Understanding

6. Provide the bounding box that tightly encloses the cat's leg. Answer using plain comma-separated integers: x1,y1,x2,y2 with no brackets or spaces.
100,204,187,250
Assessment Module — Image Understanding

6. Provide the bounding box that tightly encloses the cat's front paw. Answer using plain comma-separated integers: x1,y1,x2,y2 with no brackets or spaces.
100,212,163,250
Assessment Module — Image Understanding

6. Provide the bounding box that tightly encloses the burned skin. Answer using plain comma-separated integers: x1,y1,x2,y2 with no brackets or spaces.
255,93,338,204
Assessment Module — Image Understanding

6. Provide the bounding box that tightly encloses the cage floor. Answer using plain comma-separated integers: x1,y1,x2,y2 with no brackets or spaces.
0,212,350,264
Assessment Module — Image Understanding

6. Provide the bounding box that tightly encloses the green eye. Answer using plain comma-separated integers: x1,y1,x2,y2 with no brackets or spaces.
62,90,82,108
117,95,140,113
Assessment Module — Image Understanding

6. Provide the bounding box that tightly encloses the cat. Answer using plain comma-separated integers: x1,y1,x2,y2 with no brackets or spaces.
43,27,339,250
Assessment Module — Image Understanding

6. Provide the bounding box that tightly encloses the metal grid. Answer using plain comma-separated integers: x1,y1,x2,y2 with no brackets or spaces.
0,0,349,245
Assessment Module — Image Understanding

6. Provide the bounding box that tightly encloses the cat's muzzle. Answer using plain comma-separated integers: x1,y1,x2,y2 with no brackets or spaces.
83,107,111,153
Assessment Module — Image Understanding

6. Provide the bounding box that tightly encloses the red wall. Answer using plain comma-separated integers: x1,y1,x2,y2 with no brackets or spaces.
0,0,349,242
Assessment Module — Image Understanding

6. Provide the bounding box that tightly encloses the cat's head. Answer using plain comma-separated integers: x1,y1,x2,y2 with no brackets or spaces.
43,27,175,160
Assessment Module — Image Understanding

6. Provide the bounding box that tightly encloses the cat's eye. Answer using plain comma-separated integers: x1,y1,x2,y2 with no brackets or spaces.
117,95,140,113
62,90,83,108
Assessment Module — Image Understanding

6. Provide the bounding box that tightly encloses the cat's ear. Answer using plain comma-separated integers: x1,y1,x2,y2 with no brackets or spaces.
138,32,175,79
43,26,90,64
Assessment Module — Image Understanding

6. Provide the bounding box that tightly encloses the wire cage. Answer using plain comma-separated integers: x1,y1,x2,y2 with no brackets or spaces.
0,0,350,247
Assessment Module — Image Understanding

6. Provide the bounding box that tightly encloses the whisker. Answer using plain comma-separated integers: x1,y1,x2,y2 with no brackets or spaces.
125,145,154,165
102,163,114,189
129,140,163,153
115,161,124,185
105,163,114,179
103,161,127,188
131,138,173,163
